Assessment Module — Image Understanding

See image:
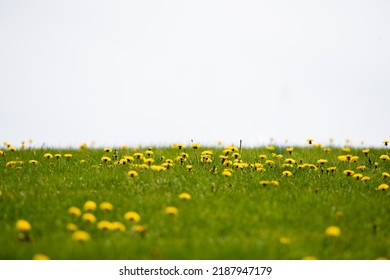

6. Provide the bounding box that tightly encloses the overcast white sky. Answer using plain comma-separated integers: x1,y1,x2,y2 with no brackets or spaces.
1,0,389,148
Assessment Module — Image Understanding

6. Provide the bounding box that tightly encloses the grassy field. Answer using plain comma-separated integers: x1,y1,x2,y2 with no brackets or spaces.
1,141,390,260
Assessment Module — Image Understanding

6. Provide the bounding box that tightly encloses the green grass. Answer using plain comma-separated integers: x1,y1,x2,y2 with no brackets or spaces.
1,144,390,260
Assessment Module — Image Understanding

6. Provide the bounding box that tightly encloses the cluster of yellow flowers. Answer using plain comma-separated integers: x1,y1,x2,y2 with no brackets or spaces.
4,138,390,260
67,200,139,241
65,193,191,243
81,143,390,199
5,140,390,194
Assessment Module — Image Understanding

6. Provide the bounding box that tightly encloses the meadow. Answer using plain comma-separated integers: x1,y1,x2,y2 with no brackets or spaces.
1,140,390,260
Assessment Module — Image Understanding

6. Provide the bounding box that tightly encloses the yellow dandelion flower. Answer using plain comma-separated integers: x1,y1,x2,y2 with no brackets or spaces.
236,162,248,169
271,180,280,186
161,162,171,169
101,156,111,162
327,167,337,173
16,219,31,232
265,160,275,166
79,143,88,150
285,158,296,164
145,150,154,157
362,176,370,181
191,143,200,149
353,173,363,180
223,149,231,155
286,147,293,154
111,221,126,232
97,221,113,231
144,158,154,165
282,170,293,177
179,192,191,200
338,155,348,162
343,170,355,176
72,230,90,242
133,152,144,160
6,161,20,167
137,163,148,169
232,152,241,159
9,146,17,152
29,160,38,165
133,225,146,233
350,156,359,162
124,211,141,223
380,155,390,161
201,155,212,164
258,154,267,159
377,184,389,191
83,200,97,211
279,237,291,245
222,169,232,177
357,165,366,171
165,206,178,215
383,140,389,146
223,160,232,167
33,254,50,260
185,165,193,171
173,143,184,150
128,170,139,177
64,154,72,159
124,156,134,162
44,153,53,159
180,152,189,159
104,148,112,153
203,152,215,159
307,138,314,145
68,206,81,217
259,180,270,186
99,202,113,211
362,149,370,155
66,223,78,232
54,154,61,159
82,213,96,223
342,147,351,153
225,145,238,152
317,159,328,165
323,147,332,152
382,172,390,179
150,165,166,171
161,159,174,169
307,164,318,171
266,145,275,151
325,226,341,237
